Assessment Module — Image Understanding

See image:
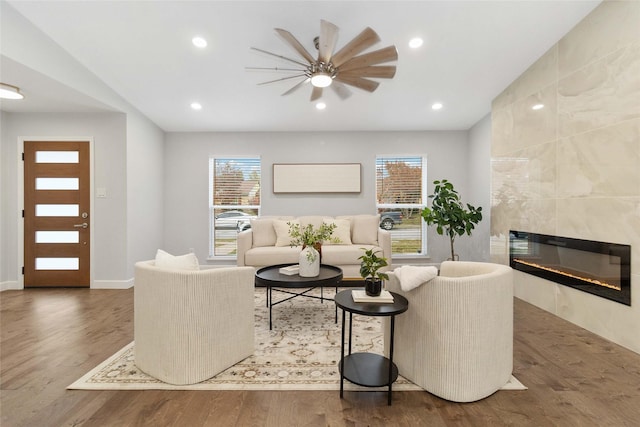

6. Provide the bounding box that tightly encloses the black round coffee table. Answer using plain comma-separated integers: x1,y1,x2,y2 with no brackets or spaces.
334,289,409,406
255,264,343,330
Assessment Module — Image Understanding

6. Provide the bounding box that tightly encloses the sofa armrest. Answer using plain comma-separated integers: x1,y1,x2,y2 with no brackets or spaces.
236,230,253,266
378,229,392,270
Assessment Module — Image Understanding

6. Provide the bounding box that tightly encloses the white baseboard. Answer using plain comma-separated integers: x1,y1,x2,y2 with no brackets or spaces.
0,281,21,291
92,278,134,289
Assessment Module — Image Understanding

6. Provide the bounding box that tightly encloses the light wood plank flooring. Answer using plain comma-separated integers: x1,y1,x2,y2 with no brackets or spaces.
1,288,639,426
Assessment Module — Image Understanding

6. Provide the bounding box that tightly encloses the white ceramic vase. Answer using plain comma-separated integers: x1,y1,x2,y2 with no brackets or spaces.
298,246,320,277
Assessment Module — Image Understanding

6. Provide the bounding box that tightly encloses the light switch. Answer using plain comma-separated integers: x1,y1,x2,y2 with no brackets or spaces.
96,187,107,198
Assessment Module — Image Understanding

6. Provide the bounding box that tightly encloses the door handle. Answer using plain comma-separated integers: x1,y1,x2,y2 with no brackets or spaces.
74,223,88,229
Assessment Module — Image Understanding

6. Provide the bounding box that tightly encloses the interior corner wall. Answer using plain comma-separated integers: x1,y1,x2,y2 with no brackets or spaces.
0,112,130,287
490,1,640,353
1,112,8,289
163,130,479,264
125,112,165,278
467,113,492,262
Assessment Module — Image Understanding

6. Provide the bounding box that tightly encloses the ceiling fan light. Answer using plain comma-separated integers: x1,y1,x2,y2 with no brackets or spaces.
0,83,24,100
311,73,332,88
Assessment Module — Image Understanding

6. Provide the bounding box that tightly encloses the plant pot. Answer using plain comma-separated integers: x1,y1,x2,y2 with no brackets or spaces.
299,246,320,277
365,278,382,297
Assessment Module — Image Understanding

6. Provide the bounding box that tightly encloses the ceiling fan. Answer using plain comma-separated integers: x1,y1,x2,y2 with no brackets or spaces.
248,19,398,101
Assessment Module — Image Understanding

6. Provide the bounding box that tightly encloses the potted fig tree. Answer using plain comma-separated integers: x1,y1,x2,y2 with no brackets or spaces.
421,179,483,261
358,248,389,296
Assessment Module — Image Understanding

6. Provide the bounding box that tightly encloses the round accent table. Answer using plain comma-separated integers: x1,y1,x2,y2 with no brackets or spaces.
334,289,409,406
255,264,343,330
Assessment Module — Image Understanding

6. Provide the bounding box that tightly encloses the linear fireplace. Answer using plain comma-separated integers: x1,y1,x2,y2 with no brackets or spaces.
509,231,631,306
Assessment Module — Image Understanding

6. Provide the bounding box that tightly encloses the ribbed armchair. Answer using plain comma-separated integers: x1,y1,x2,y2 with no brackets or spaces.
134,261,255,385
384,261,514,402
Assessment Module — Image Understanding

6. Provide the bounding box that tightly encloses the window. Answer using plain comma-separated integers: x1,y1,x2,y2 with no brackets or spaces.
376,156,427,256
209,157,260,257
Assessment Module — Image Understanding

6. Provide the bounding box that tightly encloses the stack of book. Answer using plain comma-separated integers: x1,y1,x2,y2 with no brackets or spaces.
351,289,394,303
279,265,299,275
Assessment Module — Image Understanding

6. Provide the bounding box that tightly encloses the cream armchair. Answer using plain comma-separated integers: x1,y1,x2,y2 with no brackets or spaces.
384,261,514,402
134,261,255,385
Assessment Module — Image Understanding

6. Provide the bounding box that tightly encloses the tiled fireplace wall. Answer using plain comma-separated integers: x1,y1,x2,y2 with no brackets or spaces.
490,1,640,354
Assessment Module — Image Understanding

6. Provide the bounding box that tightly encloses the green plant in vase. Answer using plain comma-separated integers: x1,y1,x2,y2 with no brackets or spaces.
421,179,483,261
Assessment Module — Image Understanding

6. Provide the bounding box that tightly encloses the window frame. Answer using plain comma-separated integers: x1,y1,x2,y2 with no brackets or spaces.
375,155,428,257
209,156,261,259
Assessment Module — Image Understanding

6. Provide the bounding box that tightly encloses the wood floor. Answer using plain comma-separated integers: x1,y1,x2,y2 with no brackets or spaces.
2,288,639,427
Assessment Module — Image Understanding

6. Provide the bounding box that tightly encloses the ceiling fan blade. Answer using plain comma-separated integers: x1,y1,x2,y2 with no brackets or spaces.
310,86,323,101
318,19,339,63
250,47,309,67
330,81,352,100
282,78,309,96
257,74,308,86
338,46,398,72
334,75,380,92
274,28,315,64
339,65,396,79
330,27,381,67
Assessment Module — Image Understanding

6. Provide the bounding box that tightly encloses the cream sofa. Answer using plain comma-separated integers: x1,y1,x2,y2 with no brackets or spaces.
237,215,391,279
384,261,514,402
134,260,255,385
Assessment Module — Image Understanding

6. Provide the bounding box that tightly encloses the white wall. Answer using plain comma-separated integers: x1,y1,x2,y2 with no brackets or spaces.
163,130,480,264
126,113,165,277
0,112,129,286
467,113,492,262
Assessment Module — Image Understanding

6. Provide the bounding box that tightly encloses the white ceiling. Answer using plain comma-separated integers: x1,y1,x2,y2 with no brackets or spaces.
2,1,601,132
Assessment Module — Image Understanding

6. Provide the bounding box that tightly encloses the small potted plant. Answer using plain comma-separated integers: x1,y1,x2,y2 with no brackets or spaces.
358,248,389,296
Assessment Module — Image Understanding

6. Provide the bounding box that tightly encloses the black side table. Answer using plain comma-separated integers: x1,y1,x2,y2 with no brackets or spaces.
334,289,409,406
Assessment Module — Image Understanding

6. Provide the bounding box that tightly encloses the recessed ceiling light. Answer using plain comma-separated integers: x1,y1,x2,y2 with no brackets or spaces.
315,102,326,110
532,103,544,110
190,102,202,110
409,37,423,49
432,102,443,110
192,37,207,48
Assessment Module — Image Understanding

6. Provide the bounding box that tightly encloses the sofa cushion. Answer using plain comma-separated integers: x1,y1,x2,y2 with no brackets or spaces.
298,216,324,230
154,249,199,271
250,218,277,247
351,215,380,245
245,246,300,266
322,218,352,245
273,219,299,247
322,244,381,267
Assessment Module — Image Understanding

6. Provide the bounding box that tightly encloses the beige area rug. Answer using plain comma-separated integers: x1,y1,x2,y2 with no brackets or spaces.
69,288,526,392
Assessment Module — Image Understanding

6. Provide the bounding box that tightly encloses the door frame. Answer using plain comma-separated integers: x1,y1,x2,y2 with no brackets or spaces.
17,137,95,289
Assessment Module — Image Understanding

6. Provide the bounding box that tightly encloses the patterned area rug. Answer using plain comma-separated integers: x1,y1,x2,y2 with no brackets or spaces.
68,288,526,392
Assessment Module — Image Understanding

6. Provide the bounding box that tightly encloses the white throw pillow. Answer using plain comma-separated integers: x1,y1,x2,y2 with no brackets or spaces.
250,218,277,247
274,219,299,247
351,215,380,245
322,218,352,245
155,249,199,270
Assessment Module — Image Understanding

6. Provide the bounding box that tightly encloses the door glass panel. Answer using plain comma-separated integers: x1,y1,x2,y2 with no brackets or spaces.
36,204,79,217
35,257,79,270
36,231,79,243
36,151,79,163
36,177,79,190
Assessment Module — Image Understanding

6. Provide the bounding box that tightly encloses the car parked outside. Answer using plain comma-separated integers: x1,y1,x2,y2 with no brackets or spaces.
379,211,403,230
214,210,256,230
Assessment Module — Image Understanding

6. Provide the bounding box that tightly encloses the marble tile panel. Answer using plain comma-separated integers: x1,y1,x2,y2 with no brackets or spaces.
490,196,557,241
513,272,558,314
557,119,640,198
559,0,640,78
558,42,640,138
556,197,640,276
492,46,557,111
492,84,558,155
